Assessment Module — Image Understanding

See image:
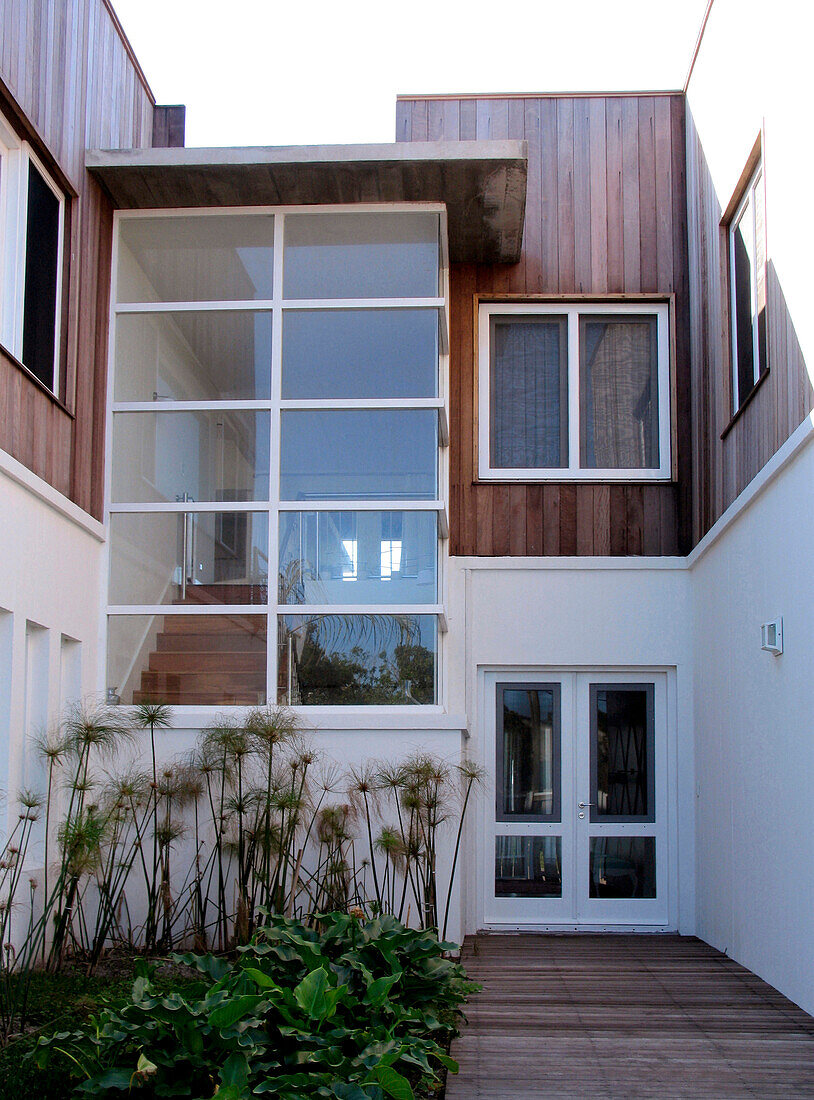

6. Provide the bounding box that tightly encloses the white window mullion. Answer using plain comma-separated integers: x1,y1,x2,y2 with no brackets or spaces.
567,309,580,472
268,212,286,706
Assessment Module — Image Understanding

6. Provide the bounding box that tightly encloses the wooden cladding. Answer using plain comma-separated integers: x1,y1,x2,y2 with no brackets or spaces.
686,114,812,542
0,0,156,518
397,95,691,556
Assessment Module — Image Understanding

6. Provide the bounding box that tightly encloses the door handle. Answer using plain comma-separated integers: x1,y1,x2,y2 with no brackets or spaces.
578,802,595,809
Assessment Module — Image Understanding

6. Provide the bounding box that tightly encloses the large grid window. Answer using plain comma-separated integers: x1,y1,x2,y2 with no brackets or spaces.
107,207,446,708
478,302,671,481
0,110,65,394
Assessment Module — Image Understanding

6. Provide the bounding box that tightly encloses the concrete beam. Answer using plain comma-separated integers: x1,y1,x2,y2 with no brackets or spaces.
87,140,528,264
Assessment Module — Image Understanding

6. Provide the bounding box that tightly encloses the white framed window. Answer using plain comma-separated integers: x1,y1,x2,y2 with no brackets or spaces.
728,161,766,413
478,300,671,482
0,109,65,395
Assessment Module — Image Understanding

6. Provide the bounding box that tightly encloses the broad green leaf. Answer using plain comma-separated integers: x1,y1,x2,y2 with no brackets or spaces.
219,1051,251,1088
243,966,280,991
330,1084,371,1100
366,974,398,1007
209,994,263,1030
294,967,331,1018
370,1065,415,1100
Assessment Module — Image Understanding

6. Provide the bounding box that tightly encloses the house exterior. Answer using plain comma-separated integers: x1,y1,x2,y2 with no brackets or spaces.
1,0,812,1014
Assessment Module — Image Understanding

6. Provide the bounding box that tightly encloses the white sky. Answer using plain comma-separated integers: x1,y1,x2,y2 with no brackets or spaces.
111,0,711,148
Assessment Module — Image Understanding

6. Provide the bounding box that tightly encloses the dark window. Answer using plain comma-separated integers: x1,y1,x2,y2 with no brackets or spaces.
729,167,767,410
22,162,61,390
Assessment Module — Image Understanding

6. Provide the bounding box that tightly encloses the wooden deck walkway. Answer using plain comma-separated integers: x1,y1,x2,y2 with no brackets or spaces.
447,934,814,1099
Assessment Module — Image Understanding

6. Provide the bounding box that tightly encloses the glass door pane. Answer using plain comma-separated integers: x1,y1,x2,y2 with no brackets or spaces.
576,675,668,927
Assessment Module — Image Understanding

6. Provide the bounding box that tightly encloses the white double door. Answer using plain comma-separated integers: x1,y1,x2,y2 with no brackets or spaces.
485,671,672,929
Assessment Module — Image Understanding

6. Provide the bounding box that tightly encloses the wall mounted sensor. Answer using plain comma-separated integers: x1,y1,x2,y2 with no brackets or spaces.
761,618,783,655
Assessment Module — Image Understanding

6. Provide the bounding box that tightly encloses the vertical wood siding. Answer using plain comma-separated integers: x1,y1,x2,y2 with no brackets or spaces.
0,0,155,518
399,94,691,557
685,111,812,543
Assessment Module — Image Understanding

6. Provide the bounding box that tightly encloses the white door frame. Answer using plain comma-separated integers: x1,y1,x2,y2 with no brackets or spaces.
478,665,679,932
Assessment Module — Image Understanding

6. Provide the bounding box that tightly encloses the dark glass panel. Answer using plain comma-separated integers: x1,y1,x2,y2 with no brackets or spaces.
490,316,567,468
580,316,659,469
499,687,559,820
22,163,60,389
278,614,436,705
108,613,267,706
282,308,438,398
495,836,562,898
594,687,652,821
733,197,756,407
589,837,656,899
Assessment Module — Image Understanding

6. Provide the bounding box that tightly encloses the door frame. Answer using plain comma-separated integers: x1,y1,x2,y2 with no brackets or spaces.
478,665,680,932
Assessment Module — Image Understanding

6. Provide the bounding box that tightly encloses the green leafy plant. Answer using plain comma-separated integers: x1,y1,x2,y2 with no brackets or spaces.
30,913,476,1098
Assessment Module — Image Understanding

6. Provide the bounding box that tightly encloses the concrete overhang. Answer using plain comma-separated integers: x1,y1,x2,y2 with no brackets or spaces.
86,140,528,264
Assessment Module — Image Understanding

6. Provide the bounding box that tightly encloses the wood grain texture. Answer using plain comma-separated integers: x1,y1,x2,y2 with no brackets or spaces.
1,0,159,519
685,109,812,543
446,934,814,1099
400,94,690,556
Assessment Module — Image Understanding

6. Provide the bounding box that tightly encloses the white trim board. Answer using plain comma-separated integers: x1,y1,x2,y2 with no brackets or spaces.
0,449,105,542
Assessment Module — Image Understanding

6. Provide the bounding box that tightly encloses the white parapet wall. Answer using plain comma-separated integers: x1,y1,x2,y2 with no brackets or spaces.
0,452,105,849
689,425,814,1015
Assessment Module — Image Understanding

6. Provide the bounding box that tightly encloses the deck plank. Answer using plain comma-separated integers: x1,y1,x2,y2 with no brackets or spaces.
447,934,814,1099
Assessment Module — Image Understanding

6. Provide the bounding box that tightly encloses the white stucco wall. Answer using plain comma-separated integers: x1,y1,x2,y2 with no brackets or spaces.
0,454,105,852
448,559,695,936
689,427,814,1015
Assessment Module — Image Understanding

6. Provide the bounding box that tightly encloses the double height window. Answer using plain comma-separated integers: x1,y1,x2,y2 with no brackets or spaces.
727,156,767,412
479,301,671,481
0,109,65,393
107,207,446,709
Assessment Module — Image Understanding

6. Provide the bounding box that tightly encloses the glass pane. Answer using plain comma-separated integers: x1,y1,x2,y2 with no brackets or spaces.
580,316,659,469
732,196,756,406
111,411,270,504
108,613,267,706
109,512,269,606
589,837,656,899
490,317,567,468
279,410,437,501
495,836,562,898
117,214,275,303
282,309,438,398
593,687,653,821
278,614,436,705
113,312,272,402
283,212,439,300
498,687,559,820
22,163,60,388
279,511,437,604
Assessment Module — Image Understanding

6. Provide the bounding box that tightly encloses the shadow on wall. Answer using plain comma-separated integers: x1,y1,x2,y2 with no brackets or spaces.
686,115,812,542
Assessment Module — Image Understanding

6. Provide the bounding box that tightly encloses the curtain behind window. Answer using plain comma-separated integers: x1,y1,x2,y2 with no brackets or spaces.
490,318,566,468
581,318,658,469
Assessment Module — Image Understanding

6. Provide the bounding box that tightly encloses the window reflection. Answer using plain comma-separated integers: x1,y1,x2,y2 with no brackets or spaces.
495,836,562,898
278,615,436,705
279,511,436,605
589,837,656,899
